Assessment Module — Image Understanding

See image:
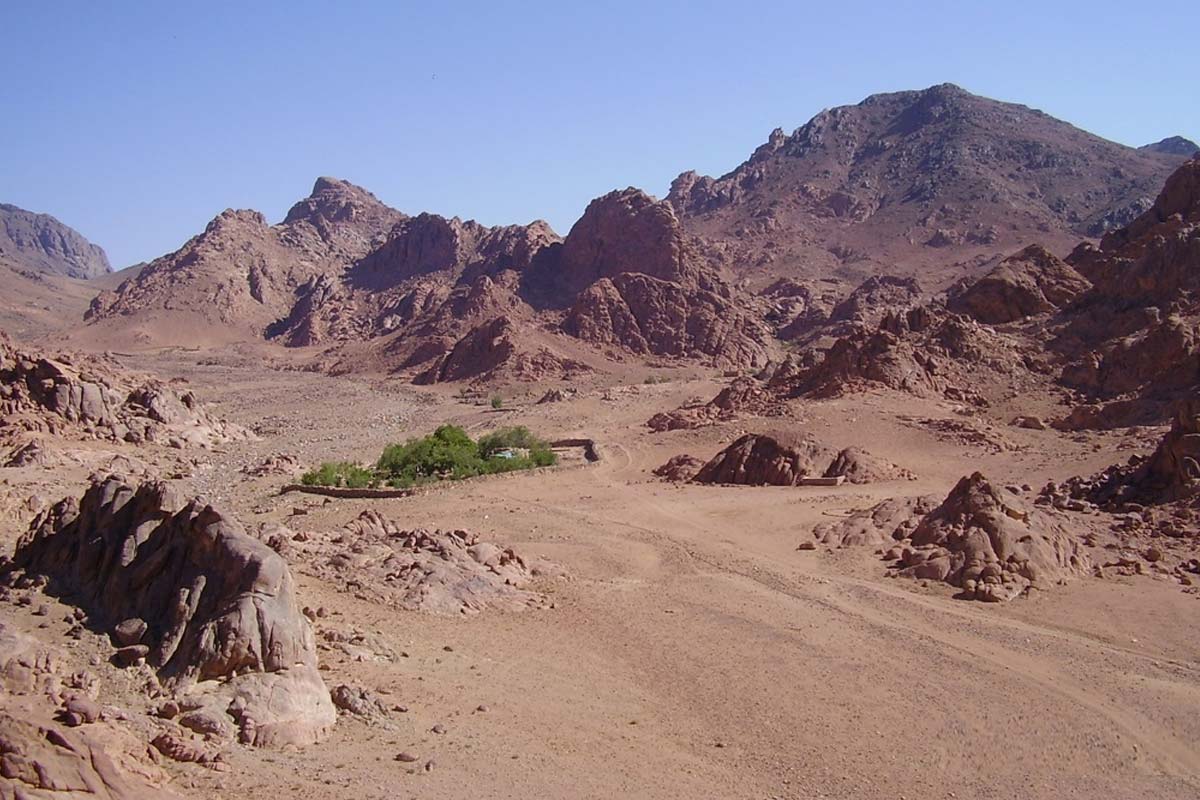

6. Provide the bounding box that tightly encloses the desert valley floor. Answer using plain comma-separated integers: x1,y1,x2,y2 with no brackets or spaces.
3,346,1196,800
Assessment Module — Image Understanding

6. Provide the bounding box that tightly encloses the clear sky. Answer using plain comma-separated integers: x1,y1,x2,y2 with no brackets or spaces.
2,1,1196,269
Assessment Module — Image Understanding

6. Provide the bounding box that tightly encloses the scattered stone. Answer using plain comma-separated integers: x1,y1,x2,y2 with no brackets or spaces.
113,617,148,646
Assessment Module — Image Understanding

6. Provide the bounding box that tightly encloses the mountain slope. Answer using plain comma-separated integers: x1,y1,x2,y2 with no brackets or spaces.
83,178,405,346
0,203,111,280
1140,136,1200,158
668,83,1189,289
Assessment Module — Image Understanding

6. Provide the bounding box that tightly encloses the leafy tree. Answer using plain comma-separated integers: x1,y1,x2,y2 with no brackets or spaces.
300,462,375,488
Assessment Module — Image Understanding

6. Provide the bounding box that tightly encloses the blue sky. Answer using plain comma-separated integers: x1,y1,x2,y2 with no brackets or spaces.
2,1,1196,269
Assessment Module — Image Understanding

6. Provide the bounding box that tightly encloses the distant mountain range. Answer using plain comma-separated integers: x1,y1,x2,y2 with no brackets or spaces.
668,83,1192,287
0,203,110,280
4,84,1197,384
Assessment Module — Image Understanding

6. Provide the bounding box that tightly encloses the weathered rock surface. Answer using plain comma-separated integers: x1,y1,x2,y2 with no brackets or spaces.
413,316,586,384
1053,157,1200,423
949,245,1090,324
769,307,1024,407
823,447,915,484
1058,397,1200,509
553,190,772,368
0,203,111,280
0,332,250,448
812,495,939,547
668,83,1189,289
86,178,405,343
646,377,784,432
563,273,770,368
692,432,832,486
652,454,705,482
0,711,164,799
0,622,175,799
894,473,1090,601
4,476,335,747
298,510,549,615
784,275,923,340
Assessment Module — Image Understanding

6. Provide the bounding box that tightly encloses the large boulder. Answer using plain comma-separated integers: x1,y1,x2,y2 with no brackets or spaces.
5,476,335,747
823,447,915,484
895,473,1091,601
692,432,832,486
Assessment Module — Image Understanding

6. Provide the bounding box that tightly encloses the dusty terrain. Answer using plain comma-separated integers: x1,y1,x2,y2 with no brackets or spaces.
3,87,1199,800
2,346,1197,799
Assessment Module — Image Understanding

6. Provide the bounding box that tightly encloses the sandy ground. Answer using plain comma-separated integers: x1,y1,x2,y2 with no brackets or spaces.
2,349,1197,799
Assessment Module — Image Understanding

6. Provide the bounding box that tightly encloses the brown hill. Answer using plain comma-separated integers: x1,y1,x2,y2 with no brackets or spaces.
84,178,405,346
0,203,111,279
1140,136,1199,158
668,84,1187,290
1053,156,1200,426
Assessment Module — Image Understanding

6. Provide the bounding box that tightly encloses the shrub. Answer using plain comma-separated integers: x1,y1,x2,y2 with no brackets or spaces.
490,394,503,409
477,426,558,469
376,424,482,484
477,426,538,457
300,462,375,488
303,424,558,490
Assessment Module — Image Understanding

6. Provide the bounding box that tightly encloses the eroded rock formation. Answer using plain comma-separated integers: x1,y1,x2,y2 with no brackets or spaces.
692,432,832,486
0,332,250,449
949,245,1090,324
297,510,551,615
5,476,336,747
894,473,1090,601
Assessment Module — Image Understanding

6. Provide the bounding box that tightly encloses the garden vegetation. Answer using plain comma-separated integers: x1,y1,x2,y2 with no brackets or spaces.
300,425,557,489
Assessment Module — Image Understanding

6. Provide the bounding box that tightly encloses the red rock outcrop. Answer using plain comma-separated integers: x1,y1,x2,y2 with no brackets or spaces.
549,189,772,368
0,332,250,448
949,245,1090,324
646,377,784,432
5,476,336,747
894,473,1091,601
1051,157,1200,425
812,495,939,547
823,447,915,484
86,178,404,344
1056,396,1200,510
413,316,586,384
668,83,1188,289
296,510,550,615
653,454,705,482
769,306,1027,407
692,432,832,486
563,272,769,368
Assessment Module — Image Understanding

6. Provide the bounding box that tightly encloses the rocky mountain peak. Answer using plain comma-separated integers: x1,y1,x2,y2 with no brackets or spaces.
283,176,398,228
0,203,111,279
1140,136,1200,158
556,187,692,296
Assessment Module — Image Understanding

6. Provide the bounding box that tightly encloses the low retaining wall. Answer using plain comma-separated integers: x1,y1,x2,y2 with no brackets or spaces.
550,438,600,462
278,485,416,499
